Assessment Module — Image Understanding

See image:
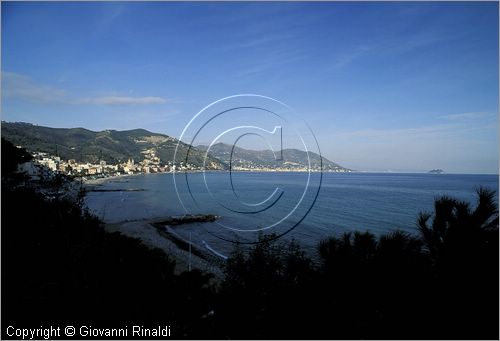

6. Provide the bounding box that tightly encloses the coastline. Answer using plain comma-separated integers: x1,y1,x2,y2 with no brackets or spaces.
83,172,145,186
82,169,352,186
83,175,227,278
104,217,225,280
80,171,496,188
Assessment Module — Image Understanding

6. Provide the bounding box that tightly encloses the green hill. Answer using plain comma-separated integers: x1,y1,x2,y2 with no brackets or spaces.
1,122,226,169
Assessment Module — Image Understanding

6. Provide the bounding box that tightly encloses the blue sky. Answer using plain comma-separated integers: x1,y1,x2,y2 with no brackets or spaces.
1,1,498,173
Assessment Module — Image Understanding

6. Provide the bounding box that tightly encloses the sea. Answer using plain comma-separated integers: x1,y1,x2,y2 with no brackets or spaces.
85,172,499,258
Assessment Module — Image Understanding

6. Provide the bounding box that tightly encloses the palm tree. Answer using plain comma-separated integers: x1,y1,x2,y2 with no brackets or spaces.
416,187,499,339
417,187,498,264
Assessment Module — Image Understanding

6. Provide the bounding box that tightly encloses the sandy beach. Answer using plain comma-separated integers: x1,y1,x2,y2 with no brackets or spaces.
104,218,225,280
84,174,225,279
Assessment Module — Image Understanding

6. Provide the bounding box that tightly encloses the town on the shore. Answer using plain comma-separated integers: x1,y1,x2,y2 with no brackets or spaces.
21,147,186,180
17,145,351,182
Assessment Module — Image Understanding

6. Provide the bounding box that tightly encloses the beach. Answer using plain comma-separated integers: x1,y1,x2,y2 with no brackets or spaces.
83,174,226,278
104,217,225,280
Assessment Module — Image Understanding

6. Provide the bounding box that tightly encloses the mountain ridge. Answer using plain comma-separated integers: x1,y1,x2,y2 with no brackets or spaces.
197,142,351,172
1,121,226,169
1,122,351,172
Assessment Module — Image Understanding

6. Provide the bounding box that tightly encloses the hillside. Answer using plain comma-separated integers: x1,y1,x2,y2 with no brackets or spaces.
197,143,351,172
1,122,350,172
1,122,226,169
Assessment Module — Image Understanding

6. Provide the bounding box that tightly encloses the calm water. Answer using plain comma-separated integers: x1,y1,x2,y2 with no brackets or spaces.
85,172,499,257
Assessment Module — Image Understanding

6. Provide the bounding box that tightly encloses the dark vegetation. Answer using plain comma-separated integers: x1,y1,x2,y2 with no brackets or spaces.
2,139,498,339
2,139,216,338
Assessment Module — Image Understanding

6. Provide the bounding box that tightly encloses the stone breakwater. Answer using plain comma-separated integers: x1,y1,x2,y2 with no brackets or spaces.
104,215,225,280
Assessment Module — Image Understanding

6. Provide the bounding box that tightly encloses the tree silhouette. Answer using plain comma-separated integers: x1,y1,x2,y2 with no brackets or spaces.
417,187,499,339
418,187,498,262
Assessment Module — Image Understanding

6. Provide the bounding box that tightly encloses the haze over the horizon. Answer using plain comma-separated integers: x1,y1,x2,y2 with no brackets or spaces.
1,2,498,174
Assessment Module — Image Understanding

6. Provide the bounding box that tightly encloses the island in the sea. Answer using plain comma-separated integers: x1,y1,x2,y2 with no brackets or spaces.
428,169,444,174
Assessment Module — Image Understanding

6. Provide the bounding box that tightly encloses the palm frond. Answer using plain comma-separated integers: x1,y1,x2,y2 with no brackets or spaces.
472,187,499,229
